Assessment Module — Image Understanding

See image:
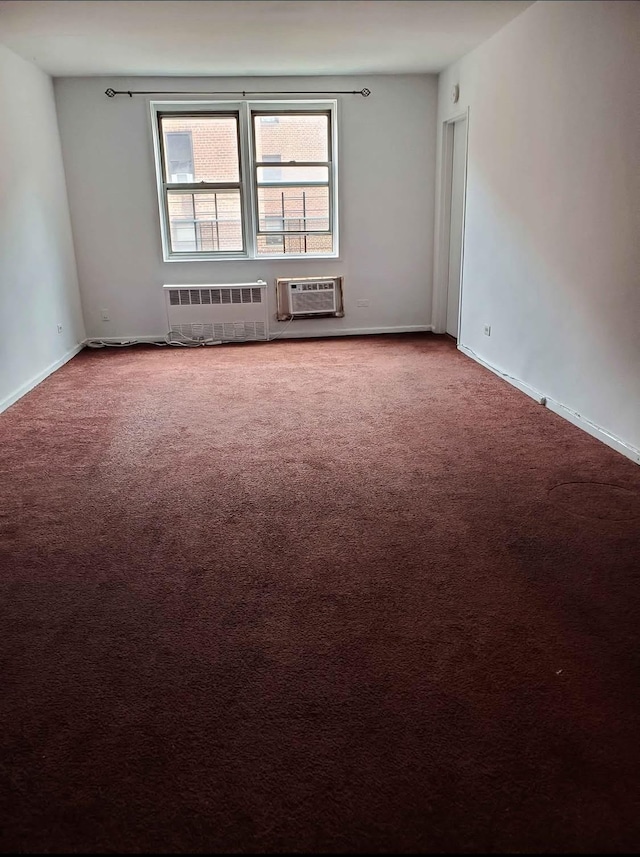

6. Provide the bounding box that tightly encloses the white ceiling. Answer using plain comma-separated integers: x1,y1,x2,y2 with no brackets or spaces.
0,0,534,78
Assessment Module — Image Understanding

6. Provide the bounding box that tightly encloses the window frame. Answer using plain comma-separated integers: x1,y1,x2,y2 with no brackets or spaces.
252,109,333,255
156,110,246,258
151,99,339,262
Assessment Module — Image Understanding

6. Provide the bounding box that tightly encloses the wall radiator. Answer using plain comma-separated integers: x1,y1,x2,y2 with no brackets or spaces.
164,281,269,343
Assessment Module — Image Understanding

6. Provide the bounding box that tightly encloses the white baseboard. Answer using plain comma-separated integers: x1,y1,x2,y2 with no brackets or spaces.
457,344,546,403
84,335,169,345
84,327,434,346
270,324,434,340
458,344,639,465
0,343,85,415
542,398,640,464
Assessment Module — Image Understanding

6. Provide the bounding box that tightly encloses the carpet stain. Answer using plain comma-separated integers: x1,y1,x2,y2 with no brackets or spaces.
548,481,640,521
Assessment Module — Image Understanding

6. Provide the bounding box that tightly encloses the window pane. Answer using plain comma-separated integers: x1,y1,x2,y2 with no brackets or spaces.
253,114,329,163
256,165,329,185
257,186,329,233
165,132,193,181
260,154,282,181
161,116,239,183
167,190,243,253
256,233,334,256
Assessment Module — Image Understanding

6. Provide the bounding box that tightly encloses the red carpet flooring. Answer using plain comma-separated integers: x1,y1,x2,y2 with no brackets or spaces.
1,333,639,853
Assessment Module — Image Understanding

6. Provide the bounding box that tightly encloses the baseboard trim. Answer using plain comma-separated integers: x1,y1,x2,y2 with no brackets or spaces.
84,327,435,346
542,398,640,465
0,343,85,414
84,336,169,346
458,344,639,465
270,325,434,340
457,345,546,403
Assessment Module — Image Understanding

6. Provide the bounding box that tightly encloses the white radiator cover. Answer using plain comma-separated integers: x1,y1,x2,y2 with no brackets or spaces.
164,282,268,343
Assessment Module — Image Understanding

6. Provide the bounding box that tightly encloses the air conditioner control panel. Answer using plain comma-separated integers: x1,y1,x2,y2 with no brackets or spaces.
290,281,335,291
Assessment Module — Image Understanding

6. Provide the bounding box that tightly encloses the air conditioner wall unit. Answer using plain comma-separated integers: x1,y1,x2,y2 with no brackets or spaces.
276,276,344,321
164,281,268,343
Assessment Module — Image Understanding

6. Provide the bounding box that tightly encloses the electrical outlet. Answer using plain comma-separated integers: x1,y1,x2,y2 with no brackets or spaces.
483,324,491,336
100,309,110,322
57,324,63,334
357,299,370,307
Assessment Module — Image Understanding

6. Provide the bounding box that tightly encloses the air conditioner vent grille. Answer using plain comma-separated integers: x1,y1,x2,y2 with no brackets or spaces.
291,291,336,314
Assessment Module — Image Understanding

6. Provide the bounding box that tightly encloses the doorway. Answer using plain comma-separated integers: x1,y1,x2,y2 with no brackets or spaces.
439,114,468,340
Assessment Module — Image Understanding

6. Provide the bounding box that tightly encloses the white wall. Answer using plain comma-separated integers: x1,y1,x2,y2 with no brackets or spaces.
54,74,438,340
435,0,640,457
0,44,85,411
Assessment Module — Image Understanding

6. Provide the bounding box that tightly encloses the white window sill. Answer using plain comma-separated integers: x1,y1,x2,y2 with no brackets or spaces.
164,254,341,263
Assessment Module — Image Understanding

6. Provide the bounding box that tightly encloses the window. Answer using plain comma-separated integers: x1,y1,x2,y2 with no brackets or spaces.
153,101,337,260
159,114,244,254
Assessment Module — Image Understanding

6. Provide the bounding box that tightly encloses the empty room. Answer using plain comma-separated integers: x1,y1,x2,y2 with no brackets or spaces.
1,0,639,852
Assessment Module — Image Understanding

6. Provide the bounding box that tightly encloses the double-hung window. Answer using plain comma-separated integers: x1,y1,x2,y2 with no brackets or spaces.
152,101,338,261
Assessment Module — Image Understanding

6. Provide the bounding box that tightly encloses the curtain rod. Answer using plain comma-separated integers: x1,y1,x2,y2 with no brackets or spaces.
104,87,370,98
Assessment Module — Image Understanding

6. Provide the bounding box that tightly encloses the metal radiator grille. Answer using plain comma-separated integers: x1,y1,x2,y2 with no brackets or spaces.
169,287,263,306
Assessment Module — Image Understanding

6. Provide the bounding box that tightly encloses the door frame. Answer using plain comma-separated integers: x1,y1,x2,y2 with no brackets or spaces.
432,108,469,338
